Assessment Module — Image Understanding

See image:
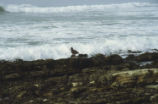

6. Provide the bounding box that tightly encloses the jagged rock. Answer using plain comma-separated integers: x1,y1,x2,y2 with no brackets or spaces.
1,53,158,104
68,58,93,69
150,60,158,68
91,54,106,66
4,73,20,80
150,94,158,103
125,54,136,61
16,91,27,98
106,54,123,65
78,54,88,58
70,87,87,98
43,98,48,102
136,52,158,62
89,81,95,84
146,84,158,90
72,82,83,87
111,68,158,87
30,71,48,77
43,92,53,98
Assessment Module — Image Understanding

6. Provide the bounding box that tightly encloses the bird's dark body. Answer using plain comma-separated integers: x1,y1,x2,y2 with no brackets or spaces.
71,47,79,55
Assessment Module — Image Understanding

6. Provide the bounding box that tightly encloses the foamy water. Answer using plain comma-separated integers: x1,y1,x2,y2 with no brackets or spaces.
0,2,158,60
4,2,152,13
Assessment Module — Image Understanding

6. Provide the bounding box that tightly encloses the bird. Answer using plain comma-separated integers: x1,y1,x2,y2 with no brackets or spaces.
70,47,79,57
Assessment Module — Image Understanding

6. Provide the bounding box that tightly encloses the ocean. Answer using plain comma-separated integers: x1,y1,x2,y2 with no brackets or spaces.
0,0,158,60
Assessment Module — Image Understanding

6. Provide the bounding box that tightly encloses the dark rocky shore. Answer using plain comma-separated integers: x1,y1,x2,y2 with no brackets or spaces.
1,52,158,104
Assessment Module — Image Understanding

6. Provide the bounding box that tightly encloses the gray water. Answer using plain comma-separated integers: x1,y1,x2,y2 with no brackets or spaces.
0,0,158,60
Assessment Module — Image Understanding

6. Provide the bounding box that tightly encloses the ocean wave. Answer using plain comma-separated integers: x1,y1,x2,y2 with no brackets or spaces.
0,36,158,61
3,2,153,13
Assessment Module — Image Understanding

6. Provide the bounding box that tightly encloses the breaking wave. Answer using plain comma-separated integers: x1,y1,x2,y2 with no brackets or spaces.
3,2,154,13
0,36,158,61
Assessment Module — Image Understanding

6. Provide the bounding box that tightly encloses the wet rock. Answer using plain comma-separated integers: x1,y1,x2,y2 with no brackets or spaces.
136,52,158,62
43,92,53,97
72,82,83,87
125,54,136,61
55,57,93,70
45,59,55,69
16,91,27,98
146,84,158,90
150,94,158,103
111,68,158,87
29,100,34,103
30,70,48,78
1,53,158,104
4,73,20,80
91,54,106,66
89,80,95,85
150,60,158,68
68,58,93,69
106,54,123,65
127,50,142,53
125,62,139,70
78,54,88,58
43,98,48,102
70,87,87,98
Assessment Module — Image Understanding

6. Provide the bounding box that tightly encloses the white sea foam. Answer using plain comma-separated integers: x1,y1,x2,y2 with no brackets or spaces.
4,2,153,13
0,2,158,60
0,36,158,61
0,19,158,61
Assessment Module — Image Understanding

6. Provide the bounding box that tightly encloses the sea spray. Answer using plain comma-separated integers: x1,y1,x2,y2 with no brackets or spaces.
0,2,158,60
4,2,154,13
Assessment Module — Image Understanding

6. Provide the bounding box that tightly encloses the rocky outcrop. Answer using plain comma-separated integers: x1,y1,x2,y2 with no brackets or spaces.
111,68,158,87
1,53,158,104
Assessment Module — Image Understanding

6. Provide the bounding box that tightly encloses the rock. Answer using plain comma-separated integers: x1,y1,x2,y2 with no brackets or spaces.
72,82,83,87
29,100,34,103
45,59,55,69
127,50,141,53
16,91,27,98
106,54,123,65
1,53,158,104
89,81,95,84
70,87,87,98
78,54,88,58
111,68,158,87
91,54,106,66
43,98,48,102
150,60,158,68
136,52,158,62
68,58,93,69
43,92,53,97
34,84,40,88
4,73,20,80
125,54,136,61
150,94,158,103
30,71,48,77
146,84,158,89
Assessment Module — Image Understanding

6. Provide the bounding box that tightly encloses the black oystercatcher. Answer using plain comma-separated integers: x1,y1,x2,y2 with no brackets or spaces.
70,47,79,57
